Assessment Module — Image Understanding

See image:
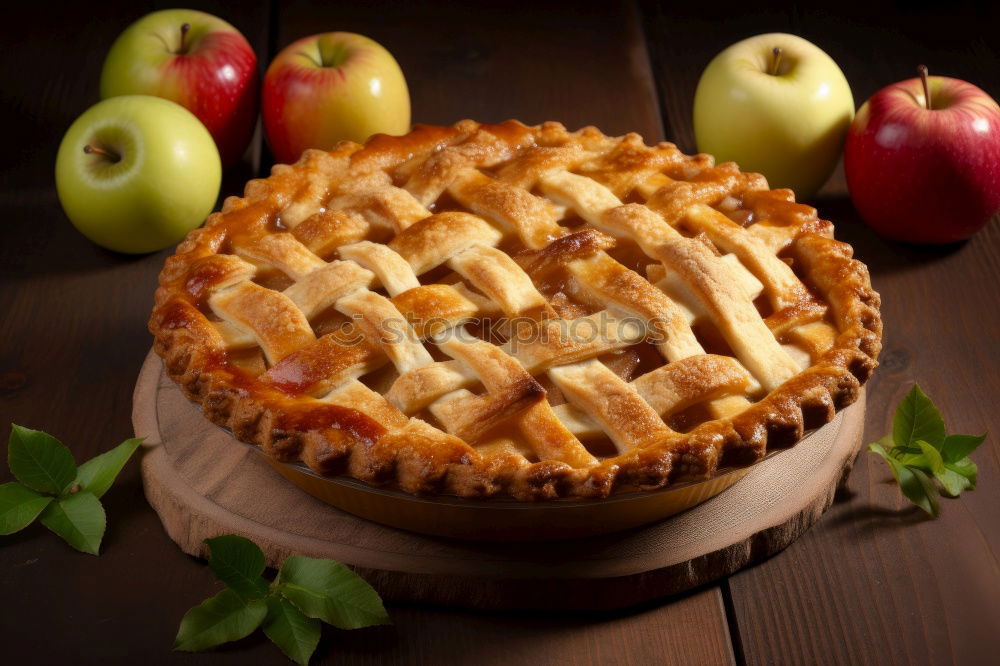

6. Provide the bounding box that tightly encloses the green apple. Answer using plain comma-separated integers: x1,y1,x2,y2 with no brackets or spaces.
693,33,854,200
55,95,221,254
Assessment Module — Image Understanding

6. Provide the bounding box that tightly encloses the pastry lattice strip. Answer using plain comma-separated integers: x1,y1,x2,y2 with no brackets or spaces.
202,212,673,465
195,122,840,471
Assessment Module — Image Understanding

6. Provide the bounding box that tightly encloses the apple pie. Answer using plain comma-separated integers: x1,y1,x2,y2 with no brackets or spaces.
149,120,881,500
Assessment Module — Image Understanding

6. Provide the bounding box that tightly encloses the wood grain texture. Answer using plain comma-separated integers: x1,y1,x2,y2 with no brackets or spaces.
0,3,275,666
643,3,1000,664
292,591,733,666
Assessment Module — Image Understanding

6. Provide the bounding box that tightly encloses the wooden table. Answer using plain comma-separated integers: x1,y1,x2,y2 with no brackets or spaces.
2,1,997,663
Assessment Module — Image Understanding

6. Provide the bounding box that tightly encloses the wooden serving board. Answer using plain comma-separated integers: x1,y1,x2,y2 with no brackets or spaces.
133,350,866,610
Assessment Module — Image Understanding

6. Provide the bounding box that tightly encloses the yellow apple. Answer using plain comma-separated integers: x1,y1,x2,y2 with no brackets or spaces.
262,32,410,165
693,33,854,200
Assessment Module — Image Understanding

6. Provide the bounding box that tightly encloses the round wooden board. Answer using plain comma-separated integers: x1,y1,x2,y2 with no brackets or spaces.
133,350,866,610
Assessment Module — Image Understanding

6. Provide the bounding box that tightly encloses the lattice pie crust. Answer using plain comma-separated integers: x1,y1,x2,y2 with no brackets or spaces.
150,121,881,500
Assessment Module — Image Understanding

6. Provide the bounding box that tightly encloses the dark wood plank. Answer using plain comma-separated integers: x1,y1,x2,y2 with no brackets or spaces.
642,2,1000,663
306,589,733,665
0,1,734,664
0,1,272,663
274,0,663,139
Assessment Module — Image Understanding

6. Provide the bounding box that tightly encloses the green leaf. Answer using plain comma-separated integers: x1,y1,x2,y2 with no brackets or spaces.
868,442,893,462
173,588,267,652
0,482,52,535
915,441,945,475
914,440,968,497
76,438,142,499
935,467,971,498
874,434,896,449
870,441,921,469
277,556,390,630
875,447,906,485
263,595,321,665
39,491,106,555
892,385,945,450
906,467,940,517
893,461,938,517
873,389,986,514
946,458,978,489
872,445,938,517
205,535,270,600
894,451,928,469
941,433,987,464
7,424,78,495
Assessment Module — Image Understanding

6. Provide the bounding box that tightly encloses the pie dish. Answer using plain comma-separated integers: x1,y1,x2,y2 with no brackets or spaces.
149,120,881,502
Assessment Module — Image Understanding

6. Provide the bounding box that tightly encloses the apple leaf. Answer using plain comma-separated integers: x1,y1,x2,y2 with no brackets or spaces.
39,491,106,555
914,441,945,475
0,482,52,535
3,425,141,554
935,467,971,498
277,555,390,630
263,595,321,665
177,535,390,661
173,588,267,653
75,437,142,499
206,535,270,601
905,467,940,518
892,385,945,450
946,458,978,489
870,385,987,518
941,433,986,464
8,424,78,496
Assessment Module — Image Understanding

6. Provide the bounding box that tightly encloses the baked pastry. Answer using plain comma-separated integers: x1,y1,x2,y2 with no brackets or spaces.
150,120,881,500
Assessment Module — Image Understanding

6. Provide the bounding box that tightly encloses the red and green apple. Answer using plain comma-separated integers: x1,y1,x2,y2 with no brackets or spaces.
845,67,1000,243
55,95,221,254
100,9,258,168
693,33,854,201
263,32,410,165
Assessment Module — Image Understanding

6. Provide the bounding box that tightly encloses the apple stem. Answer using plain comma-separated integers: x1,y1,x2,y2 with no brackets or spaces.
770,47,783,76
178,22,191,54
83,144,121,163
918,64,932,110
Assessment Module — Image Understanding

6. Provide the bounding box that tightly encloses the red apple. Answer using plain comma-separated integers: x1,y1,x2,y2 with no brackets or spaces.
263,32,410,165
100,9,259,168
845,67,1000,243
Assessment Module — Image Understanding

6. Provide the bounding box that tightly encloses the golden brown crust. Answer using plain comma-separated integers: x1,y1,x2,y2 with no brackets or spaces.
149,120,881,501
